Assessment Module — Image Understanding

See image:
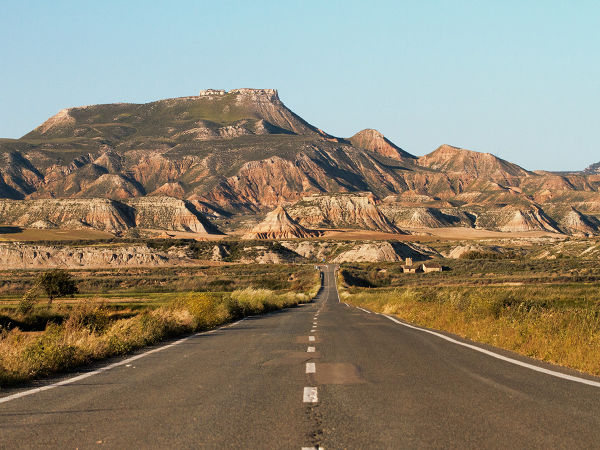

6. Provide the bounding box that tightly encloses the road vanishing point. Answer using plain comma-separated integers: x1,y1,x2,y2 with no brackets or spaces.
2,265,600,448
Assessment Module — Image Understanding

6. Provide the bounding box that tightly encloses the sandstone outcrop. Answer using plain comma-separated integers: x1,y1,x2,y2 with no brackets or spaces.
0,243,191,269
243,206,319,239
126,197,219,234
384,207,472,229
446,244,502,259
0,198,133,233
495,207,560,233
332,241,436,263
0,197,221,235
559,208,600,236
288,193,402,233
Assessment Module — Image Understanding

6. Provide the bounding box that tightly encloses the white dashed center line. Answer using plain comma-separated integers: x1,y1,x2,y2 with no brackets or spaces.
309,336,315,342
306,362,316,373
303,387,318,403
307,346,315,352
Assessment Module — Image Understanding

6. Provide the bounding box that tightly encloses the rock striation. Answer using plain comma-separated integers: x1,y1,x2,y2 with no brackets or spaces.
288,193,402,233
559,208,600,236
332,241,437,263
243,206,319,239
0,197,220,235
495,207,560,233
0,243,191,268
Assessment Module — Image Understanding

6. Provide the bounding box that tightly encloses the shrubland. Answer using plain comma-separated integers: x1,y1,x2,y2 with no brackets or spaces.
339,264,600,376
0,265,320,386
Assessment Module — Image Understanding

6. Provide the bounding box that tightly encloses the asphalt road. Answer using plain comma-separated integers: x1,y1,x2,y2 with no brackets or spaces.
2,264,600,449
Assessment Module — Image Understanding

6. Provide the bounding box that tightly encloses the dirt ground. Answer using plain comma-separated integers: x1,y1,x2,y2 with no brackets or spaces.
0,228,114,241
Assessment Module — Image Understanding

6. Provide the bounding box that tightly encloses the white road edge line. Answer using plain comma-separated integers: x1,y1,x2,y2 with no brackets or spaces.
307,346,315,352
383,314,600,388
303,387,318,402
357,307,372,314
0,318,247,404
306,362,316,374
309,336,315,342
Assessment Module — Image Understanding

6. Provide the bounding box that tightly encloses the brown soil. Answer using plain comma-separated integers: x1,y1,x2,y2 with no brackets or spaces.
0,228,114,241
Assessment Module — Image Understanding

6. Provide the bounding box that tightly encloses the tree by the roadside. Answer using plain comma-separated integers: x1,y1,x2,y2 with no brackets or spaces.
37,269,78,306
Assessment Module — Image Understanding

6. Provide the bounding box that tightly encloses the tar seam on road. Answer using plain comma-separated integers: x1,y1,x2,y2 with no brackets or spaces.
0,318,247,405
383,314,600,388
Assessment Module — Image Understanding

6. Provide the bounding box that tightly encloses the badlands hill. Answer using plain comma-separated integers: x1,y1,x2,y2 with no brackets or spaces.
1,88,600,236
243,206,319,239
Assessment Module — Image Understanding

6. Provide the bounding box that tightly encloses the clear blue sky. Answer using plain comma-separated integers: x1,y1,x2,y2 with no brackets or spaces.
1,0,598,171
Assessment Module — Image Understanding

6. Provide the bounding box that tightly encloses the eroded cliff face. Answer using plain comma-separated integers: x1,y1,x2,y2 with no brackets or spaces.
0,198,133,233
287,192,401,233
475,206,560,233
332,241,438,263
0,197,220,235
127,197,219,234
559,208,600,236
0,243,191,268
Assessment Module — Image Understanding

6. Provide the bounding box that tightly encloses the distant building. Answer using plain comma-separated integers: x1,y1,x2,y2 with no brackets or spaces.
401,257,420,273
401,258,443,273
421,262,442,273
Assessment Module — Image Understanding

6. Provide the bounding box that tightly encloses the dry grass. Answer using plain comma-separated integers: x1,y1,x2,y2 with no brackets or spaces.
0,279,320,386
340,284,600,376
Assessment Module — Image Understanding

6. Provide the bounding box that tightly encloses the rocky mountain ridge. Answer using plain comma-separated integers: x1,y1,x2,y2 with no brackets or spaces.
1,88,600,236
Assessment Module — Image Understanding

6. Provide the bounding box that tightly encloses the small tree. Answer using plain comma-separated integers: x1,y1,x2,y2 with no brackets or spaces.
37,269,78,306
17,288,37,315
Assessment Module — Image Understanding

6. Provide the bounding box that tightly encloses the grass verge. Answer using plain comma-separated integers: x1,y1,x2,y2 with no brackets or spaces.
0,282,319,387
339,281,600,376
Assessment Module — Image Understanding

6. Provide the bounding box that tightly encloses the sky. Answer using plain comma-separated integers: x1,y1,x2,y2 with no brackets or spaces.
0,0,598,171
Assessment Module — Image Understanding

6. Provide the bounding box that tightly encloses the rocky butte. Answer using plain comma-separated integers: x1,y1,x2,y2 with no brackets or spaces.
0,88,598,236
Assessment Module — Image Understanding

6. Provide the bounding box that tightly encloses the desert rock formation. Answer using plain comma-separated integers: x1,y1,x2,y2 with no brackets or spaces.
332,241,436,263
288,193,401,233
0,88,600,237
0,243,191,269
243,206,319,239
0,197,220,235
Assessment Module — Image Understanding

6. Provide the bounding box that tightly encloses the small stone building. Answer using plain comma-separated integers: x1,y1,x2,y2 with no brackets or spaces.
401,258,443,273
421,262,442,273
401,257,420,273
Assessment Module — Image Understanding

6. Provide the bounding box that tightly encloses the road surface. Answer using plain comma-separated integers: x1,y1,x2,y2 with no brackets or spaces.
2,264,600,448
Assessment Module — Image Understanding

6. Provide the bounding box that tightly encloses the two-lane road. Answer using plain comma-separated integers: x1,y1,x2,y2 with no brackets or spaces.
2,265,600,448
